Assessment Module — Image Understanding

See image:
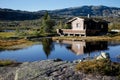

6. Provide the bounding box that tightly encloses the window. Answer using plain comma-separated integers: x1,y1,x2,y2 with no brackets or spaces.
101,25,104,29
76,23,79,28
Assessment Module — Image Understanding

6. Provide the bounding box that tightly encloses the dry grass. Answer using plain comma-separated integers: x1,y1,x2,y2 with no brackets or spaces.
52,35,120,41
0,39,28,46
0,32,15,38
0,39,34,50
76,59,120,77
0,60,20,67
112,36,120,41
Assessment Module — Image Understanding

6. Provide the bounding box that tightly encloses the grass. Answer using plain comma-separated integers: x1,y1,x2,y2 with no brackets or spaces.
0,32,54,50
52,34,120,41
0,31,57,39
0,39,35,50
76,59,120,78
0,39,30,46
0,32,15,39
0,32,120,50
0,60,20,67
52,36,112,41
1,31,120,41
0,32,37,50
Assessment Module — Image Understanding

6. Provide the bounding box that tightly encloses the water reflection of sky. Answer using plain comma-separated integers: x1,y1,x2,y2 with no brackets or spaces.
0,39,120,62
107,45,120,63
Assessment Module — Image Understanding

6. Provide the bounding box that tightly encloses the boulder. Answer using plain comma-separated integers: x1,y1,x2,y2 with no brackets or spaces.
116,55,120,59
96,52,110,60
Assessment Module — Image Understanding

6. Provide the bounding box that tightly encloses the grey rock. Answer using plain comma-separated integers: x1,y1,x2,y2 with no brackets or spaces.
0,60,117,80
73,59,82,63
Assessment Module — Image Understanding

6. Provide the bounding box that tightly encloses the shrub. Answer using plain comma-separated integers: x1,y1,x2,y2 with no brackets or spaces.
0,60,16,66
76,59,120,76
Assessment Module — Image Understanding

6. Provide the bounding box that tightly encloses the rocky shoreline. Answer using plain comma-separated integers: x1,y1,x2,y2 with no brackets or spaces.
0,59,117,80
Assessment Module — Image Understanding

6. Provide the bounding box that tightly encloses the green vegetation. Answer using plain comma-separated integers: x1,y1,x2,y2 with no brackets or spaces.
0,12,120,38
56,20,71,29
0,19,42,30
76,59,120,78
107,32,120,37
0,60,20,67
0,32,15,39
0,11,120,39
40,11,55,34
109,23,120,30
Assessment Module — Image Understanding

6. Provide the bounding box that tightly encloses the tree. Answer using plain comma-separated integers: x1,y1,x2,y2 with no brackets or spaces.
43,11,49,20
40,12,55,34
63,23,71,29
58,20,63,29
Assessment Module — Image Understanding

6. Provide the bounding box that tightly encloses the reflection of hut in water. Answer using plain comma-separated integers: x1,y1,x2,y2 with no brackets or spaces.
62,40,108,55
65,41,86,55
84,41,108,53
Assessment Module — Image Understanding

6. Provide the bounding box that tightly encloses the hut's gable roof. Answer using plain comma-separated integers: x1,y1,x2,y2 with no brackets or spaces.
67,17,109,23
67,17,84,23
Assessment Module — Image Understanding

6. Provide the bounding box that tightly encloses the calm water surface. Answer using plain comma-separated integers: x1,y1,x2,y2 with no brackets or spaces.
0,38,120,62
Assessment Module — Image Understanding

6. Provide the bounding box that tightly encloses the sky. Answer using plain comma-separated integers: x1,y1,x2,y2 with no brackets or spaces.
0,0,120,11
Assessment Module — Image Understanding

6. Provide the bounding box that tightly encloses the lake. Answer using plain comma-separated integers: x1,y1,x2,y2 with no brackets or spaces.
0,38,120,62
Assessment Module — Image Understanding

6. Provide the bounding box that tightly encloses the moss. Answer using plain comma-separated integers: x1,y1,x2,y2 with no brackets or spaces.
76,59,120,77
0,60,20,67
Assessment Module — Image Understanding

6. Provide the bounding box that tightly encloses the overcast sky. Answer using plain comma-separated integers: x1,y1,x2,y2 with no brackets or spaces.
0,0,120,11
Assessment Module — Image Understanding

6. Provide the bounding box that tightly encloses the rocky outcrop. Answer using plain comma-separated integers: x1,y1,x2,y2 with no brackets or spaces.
96,52,110,60
0,60,116,80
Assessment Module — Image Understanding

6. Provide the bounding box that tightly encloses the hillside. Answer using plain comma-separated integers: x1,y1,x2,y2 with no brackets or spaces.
0,5,120,20
49,5,120,17
0,8,43,20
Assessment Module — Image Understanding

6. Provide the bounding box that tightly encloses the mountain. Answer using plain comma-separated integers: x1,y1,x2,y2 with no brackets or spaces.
0,5,120,20
0,8,44,20
49,5,120,17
